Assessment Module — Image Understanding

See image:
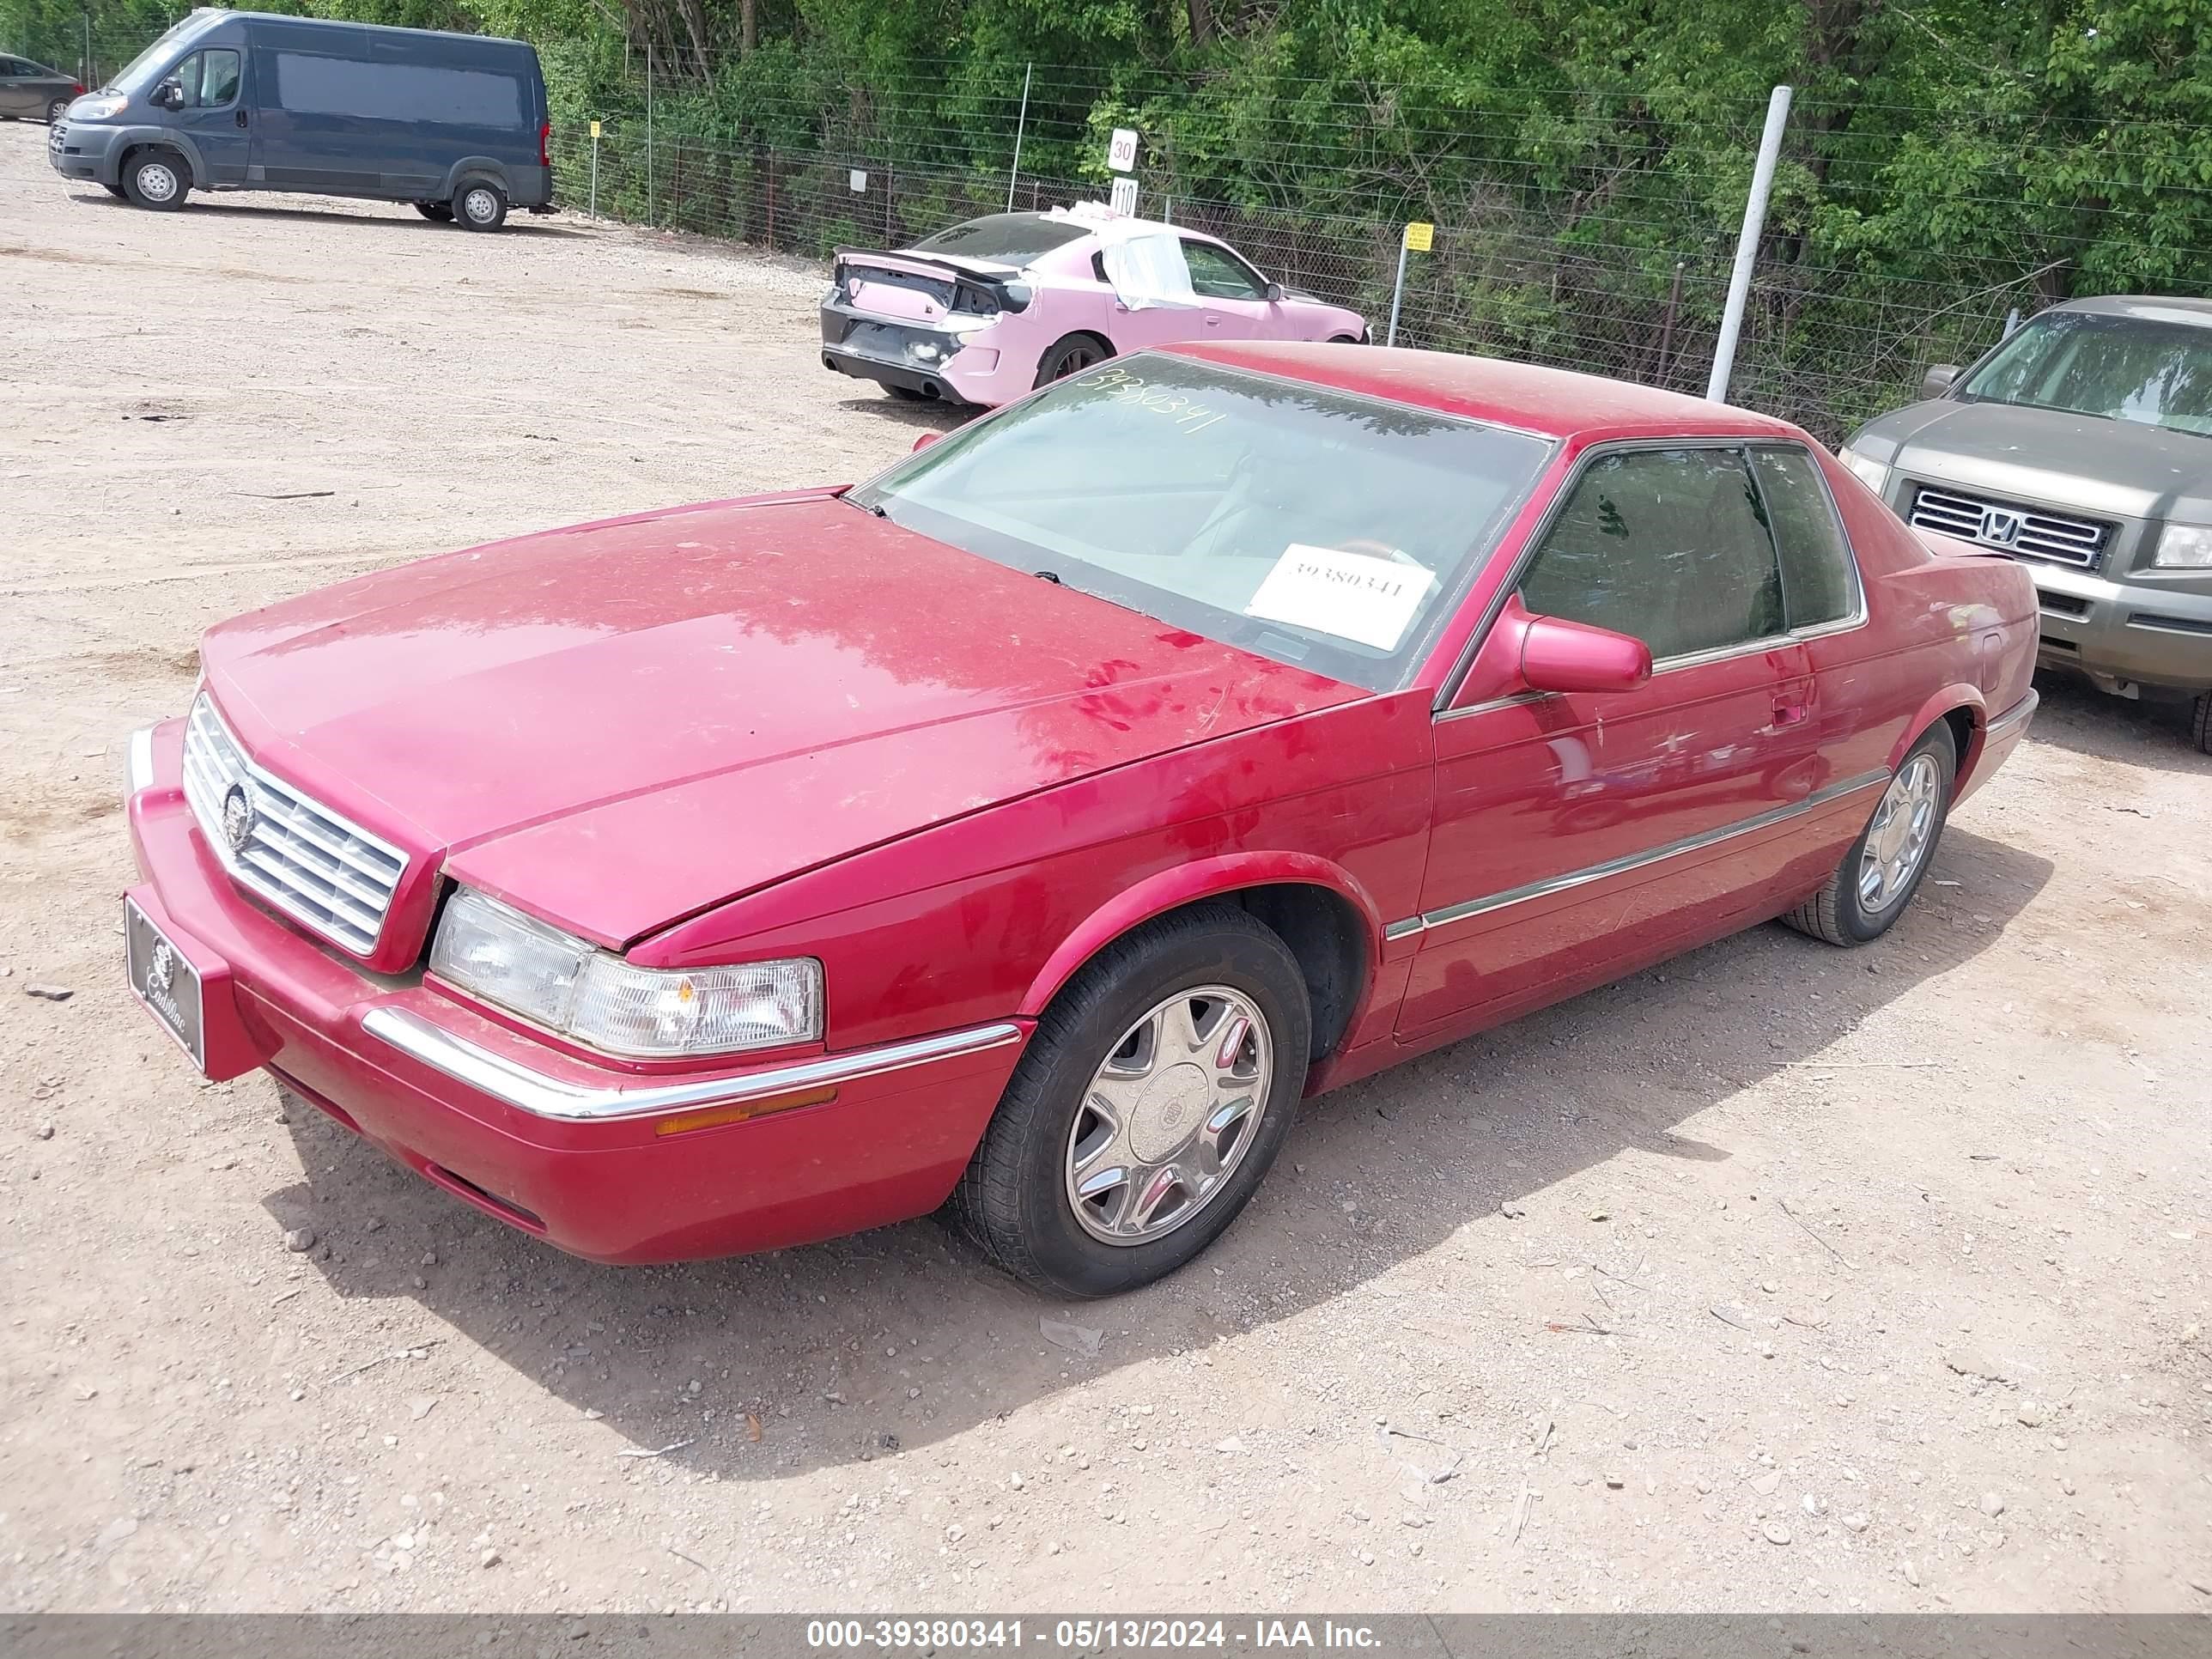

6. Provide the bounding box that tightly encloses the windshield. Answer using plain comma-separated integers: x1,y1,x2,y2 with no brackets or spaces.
848,356,1555,691
908,215,1090,266
109,12,211,94
1959,310,2212,437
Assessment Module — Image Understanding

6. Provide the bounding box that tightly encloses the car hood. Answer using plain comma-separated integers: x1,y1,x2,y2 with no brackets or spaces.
200,491,1359,946
1859,398,2212,522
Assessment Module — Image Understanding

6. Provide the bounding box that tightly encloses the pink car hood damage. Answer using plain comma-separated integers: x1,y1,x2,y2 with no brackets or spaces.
201,493,1361,947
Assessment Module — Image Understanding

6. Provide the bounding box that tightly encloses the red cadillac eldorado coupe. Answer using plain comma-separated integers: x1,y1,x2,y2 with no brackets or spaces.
122,343,2039,1297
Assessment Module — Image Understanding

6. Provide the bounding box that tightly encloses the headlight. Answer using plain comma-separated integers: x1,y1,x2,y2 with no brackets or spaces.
1837,445,1891,496
429,886,823,1059
70,94,125,119
2154,524,2212,568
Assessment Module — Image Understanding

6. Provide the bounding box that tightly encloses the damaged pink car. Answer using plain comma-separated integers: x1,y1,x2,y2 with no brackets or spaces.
820,205,1370,406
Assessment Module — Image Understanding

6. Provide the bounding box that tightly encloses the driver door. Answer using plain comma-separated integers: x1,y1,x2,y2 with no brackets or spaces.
161,46,251,184
1398,443,1824,1040
1179,239,1274,340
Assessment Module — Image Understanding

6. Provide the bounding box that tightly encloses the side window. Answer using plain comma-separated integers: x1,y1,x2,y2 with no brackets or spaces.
199,47,241,106
1753,448,1859,629
1182,240,1267,301
0,58,25,76
274,52,521,125
164,52,198,101
1518,447,1785,662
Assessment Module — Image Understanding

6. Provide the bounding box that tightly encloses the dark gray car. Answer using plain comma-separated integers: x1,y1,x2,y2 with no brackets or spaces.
1839,295,2212,754
0,54,81,124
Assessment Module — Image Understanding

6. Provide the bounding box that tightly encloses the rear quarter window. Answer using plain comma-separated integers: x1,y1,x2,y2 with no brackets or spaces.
1753,448,1861,629
272,52,522,126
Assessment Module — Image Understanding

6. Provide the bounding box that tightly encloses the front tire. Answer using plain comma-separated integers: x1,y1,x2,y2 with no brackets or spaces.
415,199,455,222
101,182,127,199
1032,331,1112,388
454,182,507,231
948,905,1310,1297
1784,723,1956,946
2192,691,2211,756
121,150,189,211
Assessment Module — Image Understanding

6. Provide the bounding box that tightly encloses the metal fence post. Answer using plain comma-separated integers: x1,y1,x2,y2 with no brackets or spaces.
1386,240,1410,347
1705,83,1792,404
646,44,656,226
590,122,599,216
1006,63,1032,213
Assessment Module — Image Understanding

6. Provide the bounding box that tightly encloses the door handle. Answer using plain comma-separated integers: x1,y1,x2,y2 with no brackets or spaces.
234,109,247,127
1771,690,1808,727
1204,315,1222,326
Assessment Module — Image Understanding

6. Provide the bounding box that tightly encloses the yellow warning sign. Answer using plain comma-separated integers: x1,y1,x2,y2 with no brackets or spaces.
1403,222,1434,252
589,119,602,138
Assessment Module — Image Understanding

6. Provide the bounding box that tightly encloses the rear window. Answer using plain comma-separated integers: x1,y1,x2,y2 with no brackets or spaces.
272,52,522,126
908,215,1089,265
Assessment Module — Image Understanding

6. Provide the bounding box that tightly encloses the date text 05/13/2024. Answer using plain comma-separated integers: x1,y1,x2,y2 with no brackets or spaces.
802,1619,1384,1650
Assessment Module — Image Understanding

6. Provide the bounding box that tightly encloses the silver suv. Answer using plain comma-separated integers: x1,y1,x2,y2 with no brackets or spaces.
1839,295,2212,753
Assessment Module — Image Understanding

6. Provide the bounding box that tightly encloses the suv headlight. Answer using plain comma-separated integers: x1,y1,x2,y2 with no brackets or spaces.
2154,524,2212,568
1837,444,1891,496
429,886,823,1059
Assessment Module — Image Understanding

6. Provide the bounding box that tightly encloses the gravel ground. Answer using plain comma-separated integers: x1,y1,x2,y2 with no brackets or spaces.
3,125,2210,1616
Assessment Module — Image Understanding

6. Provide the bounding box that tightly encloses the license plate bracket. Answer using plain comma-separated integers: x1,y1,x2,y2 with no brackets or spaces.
126,895,207,1069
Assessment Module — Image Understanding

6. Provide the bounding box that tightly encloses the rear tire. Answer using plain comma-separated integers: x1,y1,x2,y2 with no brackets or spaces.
1032,331,1112,388
1783,723,1957,946
946,905,1310,1297
414,200,454,222
454,182,507,231
121,149,189,211
2192,691,2212,756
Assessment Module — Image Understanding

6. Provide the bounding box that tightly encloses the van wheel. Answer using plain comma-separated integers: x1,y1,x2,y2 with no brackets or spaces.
122,150,190,211
415,200,454,222
454,183,507,231
945,904,1310,1297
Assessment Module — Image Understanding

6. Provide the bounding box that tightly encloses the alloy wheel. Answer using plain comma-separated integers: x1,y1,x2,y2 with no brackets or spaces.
1857,752,1941,914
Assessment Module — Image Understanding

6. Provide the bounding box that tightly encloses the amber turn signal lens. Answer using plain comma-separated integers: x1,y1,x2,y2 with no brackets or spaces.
650,1085,836,1137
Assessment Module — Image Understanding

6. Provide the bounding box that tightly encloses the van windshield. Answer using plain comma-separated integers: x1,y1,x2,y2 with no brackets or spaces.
110,14,212,94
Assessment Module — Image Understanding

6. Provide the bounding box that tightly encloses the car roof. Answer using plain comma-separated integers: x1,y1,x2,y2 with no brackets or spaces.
2051,294,2212,327
1162,341,1809,443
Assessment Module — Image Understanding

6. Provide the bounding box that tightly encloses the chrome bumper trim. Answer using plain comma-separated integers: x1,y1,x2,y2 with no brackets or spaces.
362,1006,1025,1123
1984,688,2039,740
1397,768,1892,941
125,725,155,799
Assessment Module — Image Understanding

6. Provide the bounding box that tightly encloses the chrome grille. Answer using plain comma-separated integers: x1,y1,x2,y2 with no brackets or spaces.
1908,485,2109,569
180,694,406,957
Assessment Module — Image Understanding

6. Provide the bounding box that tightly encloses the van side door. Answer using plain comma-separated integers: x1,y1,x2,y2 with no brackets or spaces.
248,21,380,196
157,46,251,185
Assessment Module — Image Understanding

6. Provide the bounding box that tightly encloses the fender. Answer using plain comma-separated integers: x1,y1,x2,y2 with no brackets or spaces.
1018,853,1386,1018
112,126,205,186
1890,681,1985,779
439,155,512,197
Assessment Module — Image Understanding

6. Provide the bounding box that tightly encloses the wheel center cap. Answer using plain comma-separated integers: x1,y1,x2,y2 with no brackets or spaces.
1127,1061,1210,1162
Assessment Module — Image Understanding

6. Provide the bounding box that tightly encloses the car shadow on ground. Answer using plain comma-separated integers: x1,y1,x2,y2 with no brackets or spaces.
2025,669,2209,777
833,393,976,433
261,824,2051,1482
65,190,586,235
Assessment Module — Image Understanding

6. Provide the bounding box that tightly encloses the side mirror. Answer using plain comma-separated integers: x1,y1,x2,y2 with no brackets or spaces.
154,79,184,109
1521,614,1652,696
1920,363,1961,399
1264,281,1286,301
910,430,942,453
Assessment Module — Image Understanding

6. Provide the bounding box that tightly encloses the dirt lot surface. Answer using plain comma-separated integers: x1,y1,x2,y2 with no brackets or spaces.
3,125,2210,1616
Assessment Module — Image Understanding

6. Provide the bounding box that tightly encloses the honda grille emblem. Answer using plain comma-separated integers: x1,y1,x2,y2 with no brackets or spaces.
221,784,255,854
1978,507,2025,548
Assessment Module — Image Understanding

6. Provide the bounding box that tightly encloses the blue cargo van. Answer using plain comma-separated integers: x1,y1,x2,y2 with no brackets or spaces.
48,8,550,229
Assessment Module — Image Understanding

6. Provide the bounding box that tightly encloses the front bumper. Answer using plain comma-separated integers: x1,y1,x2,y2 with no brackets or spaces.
124,718,1030,1264
2022,562,2212,694
47,118,125,185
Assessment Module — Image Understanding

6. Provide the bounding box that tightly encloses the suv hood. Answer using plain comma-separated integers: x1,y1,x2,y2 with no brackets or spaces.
1860,398,2212,522
200,492,1358,947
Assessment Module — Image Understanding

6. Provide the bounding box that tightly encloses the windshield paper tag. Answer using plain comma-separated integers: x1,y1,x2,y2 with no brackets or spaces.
1244,544,1435,652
